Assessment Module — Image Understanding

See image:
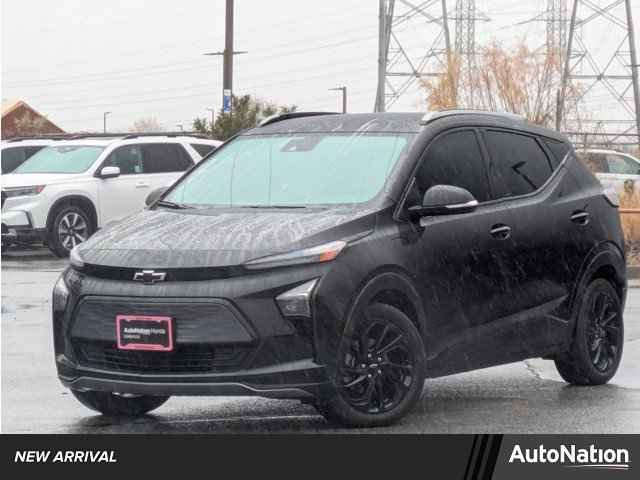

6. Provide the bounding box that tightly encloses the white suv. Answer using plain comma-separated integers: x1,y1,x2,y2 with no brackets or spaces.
1,133,221,256
577,148,640,194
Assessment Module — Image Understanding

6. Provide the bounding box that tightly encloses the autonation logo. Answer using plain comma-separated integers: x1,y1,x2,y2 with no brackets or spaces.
509,444,630,471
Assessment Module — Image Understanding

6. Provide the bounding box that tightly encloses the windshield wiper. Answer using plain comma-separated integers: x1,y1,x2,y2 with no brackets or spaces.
156,200,193,210
243,205,308,209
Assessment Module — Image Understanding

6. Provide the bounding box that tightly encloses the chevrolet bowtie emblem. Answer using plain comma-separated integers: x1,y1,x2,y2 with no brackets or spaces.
133,270,167,284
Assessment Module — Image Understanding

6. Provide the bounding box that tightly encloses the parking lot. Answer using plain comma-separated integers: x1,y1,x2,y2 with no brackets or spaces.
2,247,639,434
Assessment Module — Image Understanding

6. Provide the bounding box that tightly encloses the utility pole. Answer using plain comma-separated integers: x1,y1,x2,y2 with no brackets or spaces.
559,0,640,145
103,111,111,133
625,0,640,145
330,87,348,113
203,0,247,114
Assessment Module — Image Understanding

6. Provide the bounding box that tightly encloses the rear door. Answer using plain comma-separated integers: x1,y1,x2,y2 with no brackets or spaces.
481,129,585,354
140,143,195,190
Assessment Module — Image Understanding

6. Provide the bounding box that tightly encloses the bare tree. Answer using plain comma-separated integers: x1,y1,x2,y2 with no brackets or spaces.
421,40,583,128
128,117,162,132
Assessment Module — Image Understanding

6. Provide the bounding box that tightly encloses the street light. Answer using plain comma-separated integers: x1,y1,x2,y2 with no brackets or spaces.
329,87,348,114
206,108,215,127
103,111,111,133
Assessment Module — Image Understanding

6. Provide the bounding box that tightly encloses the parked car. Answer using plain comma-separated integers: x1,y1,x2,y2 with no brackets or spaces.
1,135,70,174
54,111,626,427
577,148,640,195
2,133,221,256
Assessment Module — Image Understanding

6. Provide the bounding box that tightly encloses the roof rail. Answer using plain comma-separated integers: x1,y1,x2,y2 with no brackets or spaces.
421,109,527,125
5,133,74,142
258,112,340,128
66,131,212,140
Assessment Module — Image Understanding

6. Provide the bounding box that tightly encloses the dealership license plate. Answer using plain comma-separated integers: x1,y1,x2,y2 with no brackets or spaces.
116,315,173,352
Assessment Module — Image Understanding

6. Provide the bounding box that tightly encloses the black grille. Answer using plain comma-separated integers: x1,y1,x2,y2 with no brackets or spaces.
75,341,251,374
80,263,245,282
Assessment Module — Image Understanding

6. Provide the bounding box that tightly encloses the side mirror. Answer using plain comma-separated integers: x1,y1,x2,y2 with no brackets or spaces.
409,185,478,217
99,166,121,179
145,187,168,206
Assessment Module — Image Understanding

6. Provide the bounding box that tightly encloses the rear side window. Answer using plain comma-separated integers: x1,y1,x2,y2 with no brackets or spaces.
190,143,216,157
141,144,194,173
543,139,570,168
415,130,491,202
484,131,553,198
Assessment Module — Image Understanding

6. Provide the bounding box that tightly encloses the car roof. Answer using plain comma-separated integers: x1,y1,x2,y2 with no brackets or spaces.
1,139,58,148
28,135,222,148
248,110,569,142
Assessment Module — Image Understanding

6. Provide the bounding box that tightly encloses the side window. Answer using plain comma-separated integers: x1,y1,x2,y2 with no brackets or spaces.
141,144,193,173
104,145,143,175
606,154,640,175
543,139,570,168
414,130,491,203
190,143,216,157
484,130,553,198
578,152,608,174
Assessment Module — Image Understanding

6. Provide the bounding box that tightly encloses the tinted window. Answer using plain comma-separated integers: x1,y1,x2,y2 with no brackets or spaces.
485,131,553,198
543,139,570,168
1,146,45,174
104,145,143,175
414,130,491,202
142,144,193,173
606,154,640,175
14,146,104,174
190,143,216,157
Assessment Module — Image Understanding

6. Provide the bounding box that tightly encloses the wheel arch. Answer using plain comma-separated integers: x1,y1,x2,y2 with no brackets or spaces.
46,195,98,233
341,266,428,347
569,241,626,330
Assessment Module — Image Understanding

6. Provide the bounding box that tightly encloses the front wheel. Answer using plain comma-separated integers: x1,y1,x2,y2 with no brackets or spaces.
317,303,426,428
47,205,93,258
71,390,170,417
554,279,624,385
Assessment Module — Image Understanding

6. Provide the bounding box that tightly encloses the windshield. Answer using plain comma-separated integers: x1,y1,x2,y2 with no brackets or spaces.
166,132,413,207
14,145,105,174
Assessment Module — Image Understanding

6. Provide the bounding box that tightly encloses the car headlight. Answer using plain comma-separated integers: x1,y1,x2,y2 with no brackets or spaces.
276,279,318,318
243,240,347,270
2,185,46,198
69,246,84,270
52,274,70,314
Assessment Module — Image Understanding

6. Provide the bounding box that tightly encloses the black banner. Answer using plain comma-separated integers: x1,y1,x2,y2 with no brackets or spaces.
0,434,637,478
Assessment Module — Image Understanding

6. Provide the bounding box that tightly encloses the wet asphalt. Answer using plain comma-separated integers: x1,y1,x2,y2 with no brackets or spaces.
2,248,639,434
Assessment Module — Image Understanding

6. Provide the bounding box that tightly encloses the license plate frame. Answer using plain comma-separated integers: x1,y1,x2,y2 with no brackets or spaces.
116,315,173,352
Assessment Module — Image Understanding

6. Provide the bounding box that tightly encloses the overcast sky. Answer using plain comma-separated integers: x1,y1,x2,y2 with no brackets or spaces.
2,0,639,133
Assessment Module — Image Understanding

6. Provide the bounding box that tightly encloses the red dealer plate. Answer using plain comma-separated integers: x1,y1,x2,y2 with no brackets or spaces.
116,315,173,352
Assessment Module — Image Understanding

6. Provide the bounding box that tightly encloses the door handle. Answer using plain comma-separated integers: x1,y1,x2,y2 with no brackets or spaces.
490,224,512,240
571,211,590,226
135,182,150,189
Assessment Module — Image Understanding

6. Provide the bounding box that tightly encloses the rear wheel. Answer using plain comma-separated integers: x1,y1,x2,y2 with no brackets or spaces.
47,205,93,257
317,303,426,427
71,390,169,417
555,279,624,385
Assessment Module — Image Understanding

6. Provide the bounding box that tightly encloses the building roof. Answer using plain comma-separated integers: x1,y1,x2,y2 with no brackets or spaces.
1,99,25,117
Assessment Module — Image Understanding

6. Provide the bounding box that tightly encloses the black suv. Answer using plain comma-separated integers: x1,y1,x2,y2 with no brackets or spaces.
53,111,626,427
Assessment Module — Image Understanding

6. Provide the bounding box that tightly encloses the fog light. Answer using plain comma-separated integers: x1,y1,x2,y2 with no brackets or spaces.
276,279,318,318
52,274,69,313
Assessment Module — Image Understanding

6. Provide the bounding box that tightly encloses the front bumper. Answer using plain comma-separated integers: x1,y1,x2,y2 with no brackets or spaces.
54,265,340,400
1,209,46,244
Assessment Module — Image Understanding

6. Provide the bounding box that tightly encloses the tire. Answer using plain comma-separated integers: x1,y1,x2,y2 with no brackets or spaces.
554,279,624,386
71,390,169,417
317,302,426,428
47,205,94,258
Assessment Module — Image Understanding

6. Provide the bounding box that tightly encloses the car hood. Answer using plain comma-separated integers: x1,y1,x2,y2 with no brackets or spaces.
1,172,87,187
77,206,377,269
